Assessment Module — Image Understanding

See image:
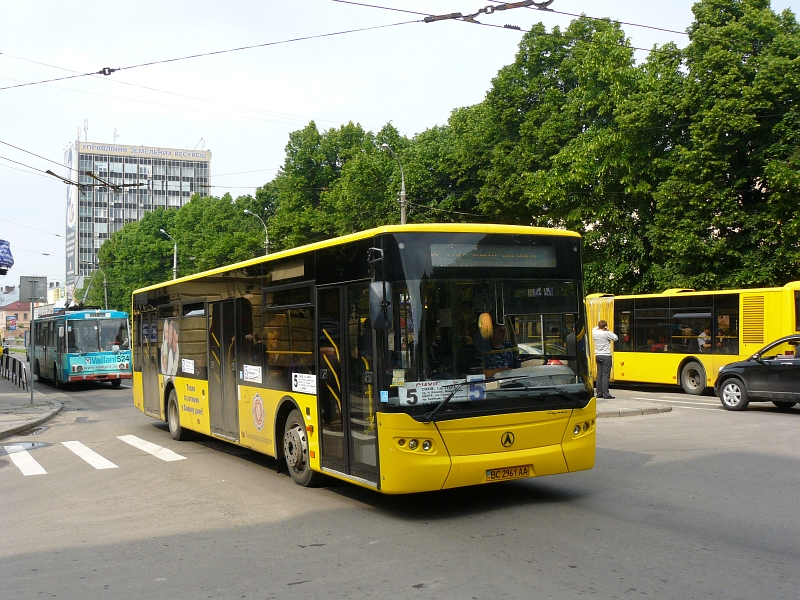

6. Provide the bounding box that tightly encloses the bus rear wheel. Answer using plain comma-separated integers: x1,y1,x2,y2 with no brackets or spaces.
111,378,122,388
680,361,706,395
283,409,323,487
167,389,191,441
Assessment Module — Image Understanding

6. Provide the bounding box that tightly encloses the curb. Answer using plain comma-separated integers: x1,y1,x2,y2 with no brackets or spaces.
0,400,63,440
597,402,672,418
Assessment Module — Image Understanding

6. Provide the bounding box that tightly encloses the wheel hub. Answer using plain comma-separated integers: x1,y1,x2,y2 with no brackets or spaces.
722,384,741,406
284,425,307,471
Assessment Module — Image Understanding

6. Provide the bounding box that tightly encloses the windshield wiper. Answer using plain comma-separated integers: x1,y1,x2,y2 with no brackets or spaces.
421,374,532,424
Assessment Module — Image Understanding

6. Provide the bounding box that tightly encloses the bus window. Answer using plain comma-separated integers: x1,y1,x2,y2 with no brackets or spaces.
615,299,633,351
714,294,739,355
634,298,669,352
795,291,800,331
259,308,314,391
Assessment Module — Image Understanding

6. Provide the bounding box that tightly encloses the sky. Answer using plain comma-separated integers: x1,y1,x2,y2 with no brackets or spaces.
1,0,798,299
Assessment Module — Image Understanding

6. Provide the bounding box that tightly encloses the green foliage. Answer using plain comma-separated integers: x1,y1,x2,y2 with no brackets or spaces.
97,0,799,302
88,195,265,311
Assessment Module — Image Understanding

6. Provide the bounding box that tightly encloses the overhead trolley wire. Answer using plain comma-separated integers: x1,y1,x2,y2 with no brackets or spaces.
0,20,420,91
1,54,344,127
484,0,689,36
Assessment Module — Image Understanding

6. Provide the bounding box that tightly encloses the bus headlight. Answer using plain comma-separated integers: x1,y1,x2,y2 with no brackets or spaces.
408,439,418,450
422,440,432,451
574,425,581,436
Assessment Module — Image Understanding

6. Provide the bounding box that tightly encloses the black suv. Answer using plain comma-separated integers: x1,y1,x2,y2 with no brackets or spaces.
715,334,800,411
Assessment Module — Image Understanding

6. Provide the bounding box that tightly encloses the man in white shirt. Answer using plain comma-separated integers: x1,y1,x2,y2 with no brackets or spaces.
592,320,618,399
697,326,712,353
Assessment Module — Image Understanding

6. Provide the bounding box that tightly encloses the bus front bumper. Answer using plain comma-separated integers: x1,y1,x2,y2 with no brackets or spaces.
69,373,132,382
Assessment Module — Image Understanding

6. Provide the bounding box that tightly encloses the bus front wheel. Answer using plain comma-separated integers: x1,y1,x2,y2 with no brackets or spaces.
167,389,191,441
283,409,323,487
680,362,706,395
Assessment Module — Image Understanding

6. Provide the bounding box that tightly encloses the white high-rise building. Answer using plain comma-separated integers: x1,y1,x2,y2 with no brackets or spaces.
64,140,211,289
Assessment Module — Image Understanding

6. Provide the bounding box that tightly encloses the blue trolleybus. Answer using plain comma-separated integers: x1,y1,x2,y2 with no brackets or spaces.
31,308,132,387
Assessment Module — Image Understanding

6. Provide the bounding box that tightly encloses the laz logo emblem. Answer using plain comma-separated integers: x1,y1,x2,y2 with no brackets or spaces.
501,432,515,447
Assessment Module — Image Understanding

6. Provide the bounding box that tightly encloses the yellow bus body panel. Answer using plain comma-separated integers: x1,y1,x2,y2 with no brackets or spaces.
133,372,144,412
237,385,320,470
376,399,596,494
561,397,597,472
377,413,452,494
173,376,211,436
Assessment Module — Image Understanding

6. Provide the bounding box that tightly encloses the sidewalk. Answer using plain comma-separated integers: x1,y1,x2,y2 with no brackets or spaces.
596,395,672,418
0,373,62,440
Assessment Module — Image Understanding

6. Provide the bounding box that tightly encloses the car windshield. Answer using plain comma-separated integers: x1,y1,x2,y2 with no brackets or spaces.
381,278,592,419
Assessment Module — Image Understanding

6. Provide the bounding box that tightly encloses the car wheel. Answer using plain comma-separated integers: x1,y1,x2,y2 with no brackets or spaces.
167,389,191,441
680,361,706,395
772,401,797,411
283,408,323,487
718,378,749,411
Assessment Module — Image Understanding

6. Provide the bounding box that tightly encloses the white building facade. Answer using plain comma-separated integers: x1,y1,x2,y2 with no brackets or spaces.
64,141,211,289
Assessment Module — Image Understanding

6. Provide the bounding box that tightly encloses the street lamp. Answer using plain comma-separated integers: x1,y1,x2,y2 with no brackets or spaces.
379,142,407,225
159,228,178,280
244,209,270,255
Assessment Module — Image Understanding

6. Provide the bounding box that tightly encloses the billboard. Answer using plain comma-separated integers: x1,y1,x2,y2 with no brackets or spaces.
6,315,17,331
0,239,14,275
65,143,78,286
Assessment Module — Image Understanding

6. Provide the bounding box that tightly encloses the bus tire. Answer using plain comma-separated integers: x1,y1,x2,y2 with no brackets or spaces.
167,389,191,441
772,401,797,410
680,361,706,395
283,409,323,487
719,378,749,411
111,378,122,388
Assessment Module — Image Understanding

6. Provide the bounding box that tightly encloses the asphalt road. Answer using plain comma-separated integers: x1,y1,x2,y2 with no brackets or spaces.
1,382,798,600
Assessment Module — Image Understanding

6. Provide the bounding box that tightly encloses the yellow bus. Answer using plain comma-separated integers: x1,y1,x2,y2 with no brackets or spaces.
586,282,800,395
132,224,595,493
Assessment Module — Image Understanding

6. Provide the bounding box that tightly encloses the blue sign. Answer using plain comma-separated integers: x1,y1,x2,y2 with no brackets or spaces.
0,239,14,271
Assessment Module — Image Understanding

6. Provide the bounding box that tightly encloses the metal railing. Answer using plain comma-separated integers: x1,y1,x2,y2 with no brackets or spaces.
0,352,29,390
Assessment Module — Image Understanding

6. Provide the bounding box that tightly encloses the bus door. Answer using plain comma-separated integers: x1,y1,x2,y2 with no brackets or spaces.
141,311,160,416
208,300,239,441
317,284,378,485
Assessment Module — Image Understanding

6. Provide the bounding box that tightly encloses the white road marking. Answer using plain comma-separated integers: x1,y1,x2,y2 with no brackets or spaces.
61,441,118,470
4,445,47,476
116,435,186,462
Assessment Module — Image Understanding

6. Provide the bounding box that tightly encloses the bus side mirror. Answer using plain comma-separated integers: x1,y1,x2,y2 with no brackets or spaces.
369,281,393,330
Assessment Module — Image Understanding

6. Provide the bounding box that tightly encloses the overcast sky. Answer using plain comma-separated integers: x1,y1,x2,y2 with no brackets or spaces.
1,0,798,294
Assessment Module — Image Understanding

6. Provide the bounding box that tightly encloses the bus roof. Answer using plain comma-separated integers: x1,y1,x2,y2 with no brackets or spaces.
588,280,800,300
35,309,128,321
133,223,581,294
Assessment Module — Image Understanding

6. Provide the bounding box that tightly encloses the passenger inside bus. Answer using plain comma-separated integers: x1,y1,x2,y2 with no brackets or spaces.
475,313,521,376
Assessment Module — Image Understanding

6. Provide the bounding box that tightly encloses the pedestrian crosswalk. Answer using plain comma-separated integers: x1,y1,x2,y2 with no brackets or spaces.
2,435,187,477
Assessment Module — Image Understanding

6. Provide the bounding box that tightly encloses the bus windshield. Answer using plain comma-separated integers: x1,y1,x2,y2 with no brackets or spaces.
382,277,591,419
68,318,130,353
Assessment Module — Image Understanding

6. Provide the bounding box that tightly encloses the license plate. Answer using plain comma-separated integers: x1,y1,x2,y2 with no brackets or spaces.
486,465,532,482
